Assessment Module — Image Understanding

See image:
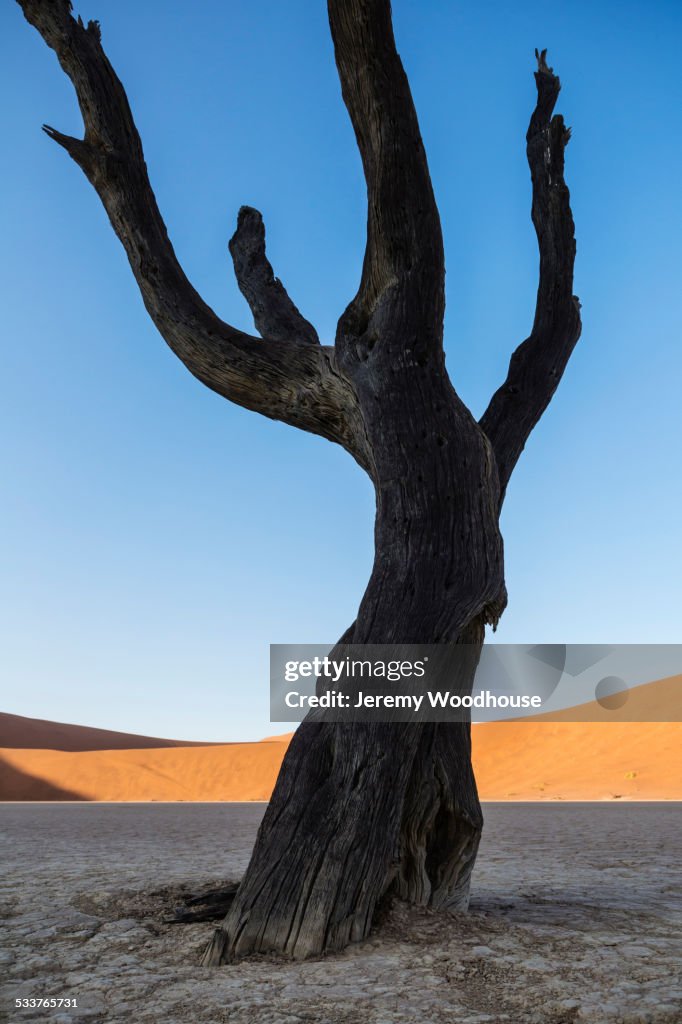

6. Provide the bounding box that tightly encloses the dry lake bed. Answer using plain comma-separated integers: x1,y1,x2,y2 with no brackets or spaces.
1,803,680,1024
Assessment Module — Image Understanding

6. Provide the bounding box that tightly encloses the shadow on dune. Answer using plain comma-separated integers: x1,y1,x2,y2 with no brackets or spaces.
0,755,87,801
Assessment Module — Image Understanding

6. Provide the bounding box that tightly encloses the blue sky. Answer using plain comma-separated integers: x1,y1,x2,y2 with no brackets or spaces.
1,0,681,741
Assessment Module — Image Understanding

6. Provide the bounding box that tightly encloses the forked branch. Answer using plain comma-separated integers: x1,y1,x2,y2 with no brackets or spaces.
17,0,365,462
480,49,582,499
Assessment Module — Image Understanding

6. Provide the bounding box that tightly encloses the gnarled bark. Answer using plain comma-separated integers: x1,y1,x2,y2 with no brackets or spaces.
480,48,582,502
203,641,486,963
17,0,581,963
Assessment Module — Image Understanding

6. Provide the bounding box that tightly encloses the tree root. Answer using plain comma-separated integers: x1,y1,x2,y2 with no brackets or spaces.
166,883,239,924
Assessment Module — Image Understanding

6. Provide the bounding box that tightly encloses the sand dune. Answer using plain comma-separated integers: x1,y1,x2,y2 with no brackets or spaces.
527,672,682,722
0,711,216,751
0,741,287,802
1,677,679,801
471,721,680,800
2,722,678,802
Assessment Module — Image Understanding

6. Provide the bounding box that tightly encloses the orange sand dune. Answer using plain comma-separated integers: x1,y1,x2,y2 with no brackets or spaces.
1,677,680,801
0,742,288,801
1,721,680,802
1,721,679,802
0,712,216,751
527,673,682,722
471,721,680,800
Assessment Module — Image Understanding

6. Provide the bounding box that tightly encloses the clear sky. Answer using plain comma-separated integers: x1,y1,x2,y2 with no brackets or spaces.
1,0,681,742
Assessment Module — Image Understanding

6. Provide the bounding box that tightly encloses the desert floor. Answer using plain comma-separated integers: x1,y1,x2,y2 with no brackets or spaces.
1,803,680,1024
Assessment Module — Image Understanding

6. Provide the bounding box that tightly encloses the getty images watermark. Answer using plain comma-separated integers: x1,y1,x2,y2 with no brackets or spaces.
270,644,682,723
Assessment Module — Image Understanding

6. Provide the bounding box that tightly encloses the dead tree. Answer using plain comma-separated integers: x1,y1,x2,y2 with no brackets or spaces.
17,0,581,961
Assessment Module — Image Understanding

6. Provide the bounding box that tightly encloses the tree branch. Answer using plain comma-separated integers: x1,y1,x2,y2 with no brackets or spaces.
480,50,582,500
328,0,444,352
229,206,319,345
18,0,366,463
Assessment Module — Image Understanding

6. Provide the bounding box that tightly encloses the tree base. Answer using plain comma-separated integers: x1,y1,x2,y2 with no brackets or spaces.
202,927,231,967
201,719,482,964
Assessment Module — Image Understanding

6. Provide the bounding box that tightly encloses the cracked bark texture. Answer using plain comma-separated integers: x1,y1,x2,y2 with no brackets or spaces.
17,0,581,962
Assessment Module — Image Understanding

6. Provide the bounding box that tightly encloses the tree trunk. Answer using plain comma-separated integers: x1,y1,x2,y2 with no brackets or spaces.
203,371,506,963
203,719,483,964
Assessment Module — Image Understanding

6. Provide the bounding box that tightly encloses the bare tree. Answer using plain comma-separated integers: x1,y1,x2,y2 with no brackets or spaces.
17,0,581,961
